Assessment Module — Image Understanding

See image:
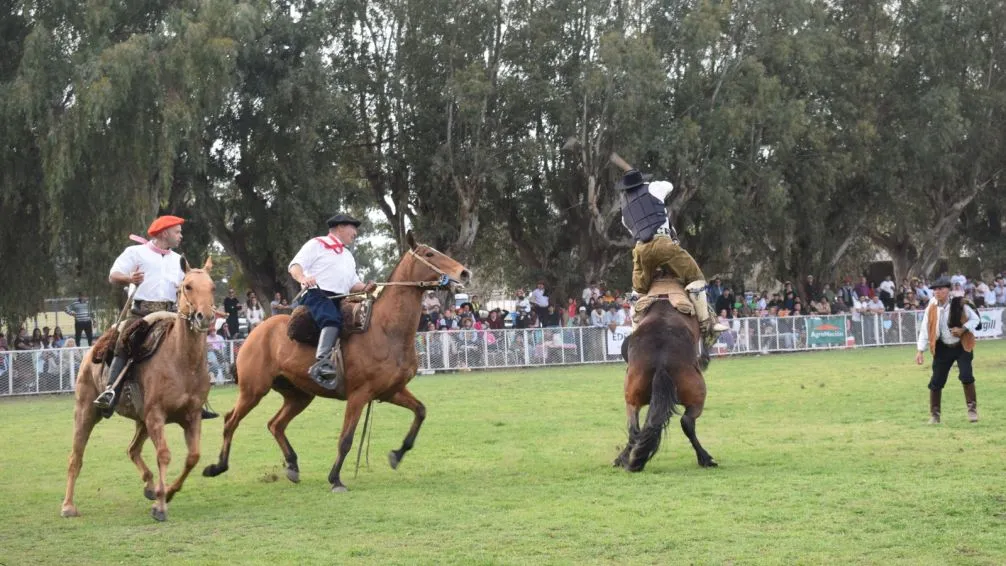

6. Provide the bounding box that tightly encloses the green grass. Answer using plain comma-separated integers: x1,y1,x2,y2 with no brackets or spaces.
3,343,1006,565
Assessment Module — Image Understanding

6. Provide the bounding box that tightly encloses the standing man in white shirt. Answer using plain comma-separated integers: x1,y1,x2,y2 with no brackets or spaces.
530,281,550,321
288,214,376,389
95,215,218,419
617,169,727,340
916,276,980,424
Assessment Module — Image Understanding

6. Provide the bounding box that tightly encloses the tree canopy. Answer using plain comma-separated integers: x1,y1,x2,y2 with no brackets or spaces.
2,0,1005,320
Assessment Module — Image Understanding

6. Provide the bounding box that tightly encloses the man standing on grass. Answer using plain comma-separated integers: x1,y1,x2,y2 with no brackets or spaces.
915,276,980,425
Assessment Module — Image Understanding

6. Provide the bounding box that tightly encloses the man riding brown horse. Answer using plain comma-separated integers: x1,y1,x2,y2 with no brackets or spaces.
94,215,217,419
287,213,377,391
617,168,727,342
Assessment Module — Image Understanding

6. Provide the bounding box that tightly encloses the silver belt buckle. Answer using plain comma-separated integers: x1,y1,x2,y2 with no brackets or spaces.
655,227,670,236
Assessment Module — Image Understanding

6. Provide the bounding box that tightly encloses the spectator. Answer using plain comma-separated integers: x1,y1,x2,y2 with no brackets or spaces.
804,275,819,301
541,304,562,327
756,292,768,311
486,309,507,330
995,277,1006,306
570,306,590,327
715,288,734,318
51,327,66,348
867,295,885,314
421,290,441,312
206,324,226,382
979,280,995,307
31,328,45,349
590,305,606,327
565,298,578,321
839,277,856,307
821,284,836,305
783,291,796,311
515,289,531,315
270,292,292,316
439,308,459,330
530,281,550,320
792,297,807,316
854,276,871,300
453,317,482,367
418,306,433,331
223,288,243,337
470,295,483,315
707,278,723,306
581,282,594,307
878,275,896,311
246,295,265,330
13,327,31,350
65,293,95,347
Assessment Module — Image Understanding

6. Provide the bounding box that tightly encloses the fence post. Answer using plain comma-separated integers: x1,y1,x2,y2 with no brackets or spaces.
6,352,12,395
70,349,77,391
523,330,530,367
59,349,64,392
898,312,903,344
873,314,880,346
578,327,584,363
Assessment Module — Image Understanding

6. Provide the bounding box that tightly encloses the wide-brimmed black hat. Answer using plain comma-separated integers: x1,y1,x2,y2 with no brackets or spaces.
930,276,952,289
615,169,645,191
327,213,361,228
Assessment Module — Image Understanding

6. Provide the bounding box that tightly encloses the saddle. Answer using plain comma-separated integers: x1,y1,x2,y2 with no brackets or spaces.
633,274,694,319
286,297,374,346
90,314,177,419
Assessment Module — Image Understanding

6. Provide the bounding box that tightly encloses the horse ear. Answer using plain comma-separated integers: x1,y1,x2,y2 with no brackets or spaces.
202,256,213,272
180,255,191,274
406,230,417,250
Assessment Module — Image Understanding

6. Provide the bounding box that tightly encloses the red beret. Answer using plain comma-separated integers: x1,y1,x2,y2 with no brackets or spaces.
147,215,185,236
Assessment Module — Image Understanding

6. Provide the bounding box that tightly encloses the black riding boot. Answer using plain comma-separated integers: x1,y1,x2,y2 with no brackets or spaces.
309,327,341,390
201,402,219,420
94,354,127,414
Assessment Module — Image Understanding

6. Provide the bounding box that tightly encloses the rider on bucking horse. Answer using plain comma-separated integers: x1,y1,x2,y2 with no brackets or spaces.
617,169,728,342
94,215,218,419
288,213,377,391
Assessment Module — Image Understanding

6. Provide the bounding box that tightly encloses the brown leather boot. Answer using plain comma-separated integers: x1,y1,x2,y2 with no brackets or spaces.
928,389,941,425
963,382,978,423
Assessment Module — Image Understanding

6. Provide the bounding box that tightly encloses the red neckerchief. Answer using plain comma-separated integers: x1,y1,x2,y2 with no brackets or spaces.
314,235,345,254
129,234,171,256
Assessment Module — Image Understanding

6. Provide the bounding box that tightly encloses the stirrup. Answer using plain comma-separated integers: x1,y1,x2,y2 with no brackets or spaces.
309,360,340,390
94,388,116,409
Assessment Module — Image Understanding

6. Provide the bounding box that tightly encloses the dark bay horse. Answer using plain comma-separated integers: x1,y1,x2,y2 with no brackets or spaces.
614,300,717,472
62,257,217,521
203,232,470,491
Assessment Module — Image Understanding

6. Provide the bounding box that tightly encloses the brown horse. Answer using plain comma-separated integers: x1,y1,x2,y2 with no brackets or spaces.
61,257,217,521
614,300,718,472
202,232,470,491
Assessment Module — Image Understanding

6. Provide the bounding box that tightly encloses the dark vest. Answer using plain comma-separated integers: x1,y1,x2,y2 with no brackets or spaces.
621,184,667,243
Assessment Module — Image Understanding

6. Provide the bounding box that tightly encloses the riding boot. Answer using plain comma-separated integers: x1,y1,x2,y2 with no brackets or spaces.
201,401,219,420
685,280,729,338
963,382,978,423
928,389,942,425
94,354,127,413
309,326,341,390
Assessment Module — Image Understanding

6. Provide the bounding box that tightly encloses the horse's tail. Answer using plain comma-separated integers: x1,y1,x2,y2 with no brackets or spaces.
627,327,690,472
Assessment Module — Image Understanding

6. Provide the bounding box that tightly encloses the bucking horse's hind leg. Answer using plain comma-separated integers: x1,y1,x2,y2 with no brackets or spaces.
127,421,156,501
680,404,717,468
385,387,426,470
614,404,641,469
61,394,101,518
328,393,368,492
166,415,201,503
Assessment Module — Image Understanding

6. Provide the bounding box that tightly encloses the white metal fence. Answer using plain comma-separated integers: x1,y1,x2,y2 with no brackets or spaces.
3,309,1003,397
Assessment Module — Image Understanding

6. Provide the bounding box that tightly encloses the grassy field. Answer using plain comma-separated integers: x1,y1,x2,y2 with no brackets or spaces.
2,343,1006,565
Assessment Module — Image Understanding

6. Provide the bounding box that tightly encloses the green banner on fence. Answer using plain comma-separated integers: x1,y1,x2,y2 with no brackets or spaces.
807,316,846,346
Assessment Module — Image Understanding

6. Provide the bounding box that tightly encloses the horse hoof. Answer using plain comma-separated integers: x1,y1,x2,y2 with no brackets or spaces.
202,463,226,477
330,484,348,493
700,459,719,468
61,506,80,518
151,507,167,522
144,487,156,501
286,468,300,484
388,451,401,470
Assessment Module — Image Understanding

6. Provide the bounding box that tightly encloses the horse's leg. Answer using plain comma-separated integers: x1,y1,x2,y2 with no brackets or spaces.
166,416,201,502
268,386,314,483
144,411,171,521
613,403,641,468
202,384,266,477
328,394,368,492
61,395,101,517
680,403,717,468
127,421,156,501
385,387,426,470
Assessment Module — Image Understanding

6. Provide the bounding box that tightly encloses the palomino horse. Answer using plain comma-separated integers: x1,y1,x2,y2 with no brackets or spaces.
613,300,718,472
61,257,217,521
203,232,470,491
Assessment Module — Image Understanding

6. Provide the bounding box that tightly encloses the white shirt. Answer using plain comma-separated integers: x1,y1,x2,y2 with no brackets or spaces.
110,244,185,302
247,306,264,325
289,236,362,294
879,280,895,295
917,298,979,351
531,288,549,308
516,297,531,313
621,181,674,235
581,287,592,305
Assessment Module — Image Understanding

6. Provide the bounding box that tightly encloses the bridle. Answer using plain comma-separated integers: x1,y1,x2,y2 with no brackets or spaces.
310,246,465,301
176,272,212,333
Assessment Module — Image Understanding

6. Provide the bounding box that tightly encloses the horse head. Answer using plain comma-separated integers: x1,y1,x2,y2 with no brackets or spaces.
404,231,472,292
177,256,217,333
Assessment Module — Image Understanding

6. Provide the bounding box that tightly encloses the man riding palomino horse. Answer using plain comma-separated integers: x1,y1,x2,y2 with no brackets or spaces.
288,213,377,391
617,168,728,342
94,215,218,419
